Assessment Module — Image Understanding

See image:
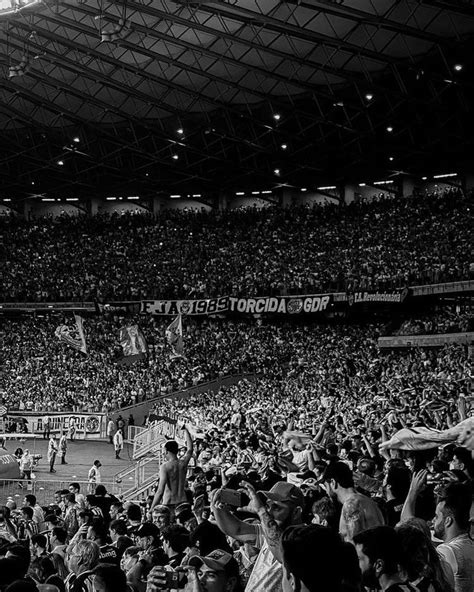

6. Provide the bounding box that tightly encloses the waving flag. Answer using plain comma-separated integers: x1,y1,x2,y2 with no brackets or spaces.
117,325,148,365
166,314,184,357
379,417,474,451
55,314,87,354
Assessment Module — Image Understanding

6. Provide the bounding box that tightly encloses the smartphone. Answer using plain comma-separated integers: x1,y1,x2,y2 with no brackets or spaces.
220,488,243,507
166,571,187,589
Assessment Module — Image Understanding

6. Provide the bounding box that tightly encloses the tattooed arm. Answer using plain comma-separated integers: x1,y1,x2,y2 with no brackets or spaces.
239,481,284,563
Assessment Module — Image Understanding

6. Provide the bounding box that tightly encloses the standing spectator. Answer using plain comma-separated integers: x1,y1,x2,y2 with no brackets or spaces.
48,434,58,473
107,418,115,445
113,430,123,460
150,426,194,512
88,460,102,493
59,432,68,465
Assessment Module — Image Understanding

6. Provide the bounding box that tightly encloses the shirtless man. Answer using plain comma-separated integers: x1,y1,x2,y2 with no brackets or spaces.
150,426,193,513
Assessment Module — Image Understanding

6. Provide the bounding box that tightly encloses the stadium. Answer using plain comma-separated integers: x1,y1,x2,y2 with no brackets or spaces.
0,1,473,591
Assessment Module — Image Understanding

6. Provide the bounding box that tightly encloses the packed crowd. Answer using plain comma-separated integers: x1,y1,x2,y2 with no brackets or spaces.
1,189,472,302
0,411,472,592
1,315,471,415
0,316,293,413
396,306,473,336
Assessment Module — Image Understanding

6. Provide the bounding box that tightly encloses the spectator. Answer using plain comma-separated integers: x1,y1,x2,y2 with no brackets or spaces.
323,461,385,542
65,540,100,592
281,524,361,592
353,526,417,591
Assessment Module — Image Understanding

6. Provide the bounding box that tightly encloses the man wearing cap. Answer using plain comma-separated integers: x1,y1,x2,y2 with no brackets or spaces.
150,425,194,514
147,549,241,592
128,522,167,590
212,481,304,592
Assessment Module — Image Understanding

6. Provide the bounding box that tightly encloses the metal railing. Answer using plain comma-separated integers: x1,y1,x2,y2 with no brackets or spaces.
132,420,186,460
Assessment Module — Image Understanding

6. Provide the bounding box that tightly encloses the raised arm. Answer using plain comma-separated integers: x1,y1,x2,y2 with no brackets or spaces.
400,469,427,523
210,488,257,543
182,426,194,464
240,481,284,563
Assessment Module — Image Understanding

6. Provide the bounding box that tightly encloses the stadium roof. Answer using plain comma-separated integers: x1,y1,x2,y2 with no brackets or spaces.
1,0,474,200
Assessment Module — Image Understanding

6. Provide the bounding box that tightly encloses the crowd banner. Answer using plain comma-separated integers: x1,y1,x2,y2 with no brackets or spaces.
7,413,106,440
139,294,333,316
345,288,410,306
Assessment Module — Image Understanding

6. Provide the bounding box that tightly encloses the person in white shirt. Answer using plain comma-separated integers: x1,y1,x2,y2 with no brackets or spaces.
113,429,123,459
48,435,58,473
433,482,474,592
88,460,102,493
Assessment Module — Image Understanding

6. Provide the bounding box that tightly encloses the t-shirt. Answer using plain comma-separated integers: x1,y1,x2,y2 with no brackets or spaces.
437,533,474,592
339,492,385,543
245,525,281,592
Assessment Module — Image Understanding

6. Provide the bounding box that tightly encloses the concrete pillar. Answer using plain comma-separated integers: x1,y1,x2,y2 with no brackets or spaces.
401,176,415,198
280,189,292,207
89,198,100,215
463,173,474,192
343,183,356,205
151,196,164,214
217,192,228,210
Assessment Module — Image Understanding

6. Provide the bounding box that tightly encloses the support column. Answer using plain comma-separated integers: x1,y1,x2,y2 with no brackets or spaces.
401,176,415,198
343,183,356,205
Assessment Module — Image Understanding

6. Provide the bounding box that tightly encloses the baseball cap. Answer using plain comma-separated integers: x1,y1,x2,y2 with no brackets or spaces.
136,522,160,538
189,549,239,576
259,482,304,507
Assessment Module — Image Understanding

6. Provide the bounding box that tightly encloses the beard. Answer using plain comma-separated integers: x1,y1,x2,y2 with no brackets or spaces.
433,522,445,540
361,565,380,590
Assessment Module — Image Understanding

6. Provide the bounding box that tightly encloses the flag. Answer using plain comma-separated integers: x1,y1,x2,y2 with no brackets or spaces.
166,314,184,357
55,314,87,354
117,325,148,365
379,417,474,452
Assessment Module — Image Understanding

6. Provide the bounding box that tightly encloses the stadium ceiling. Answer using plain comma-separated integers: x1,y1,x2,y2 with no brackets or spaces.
1,0,474,200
